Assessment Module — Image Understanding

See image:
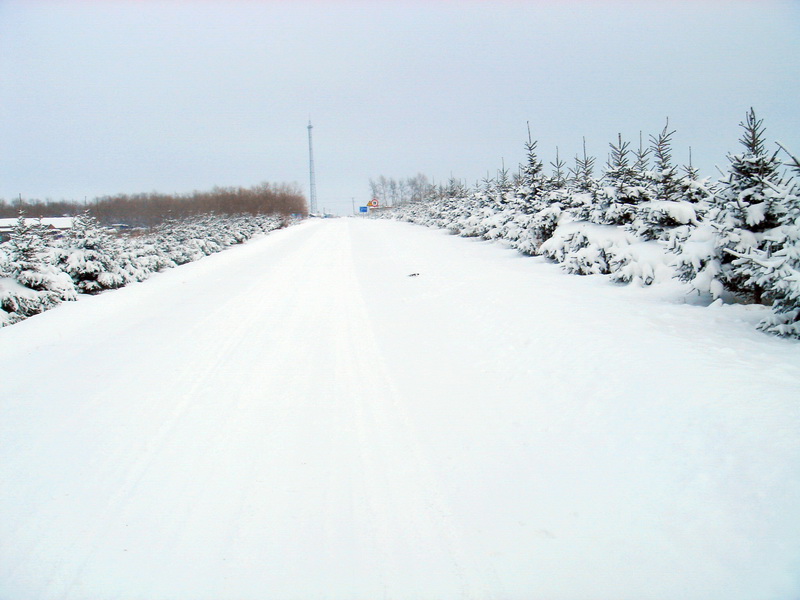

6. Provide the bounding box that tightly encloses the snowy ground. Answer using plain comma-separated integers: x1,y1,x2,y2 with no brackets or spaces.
1,218,799,600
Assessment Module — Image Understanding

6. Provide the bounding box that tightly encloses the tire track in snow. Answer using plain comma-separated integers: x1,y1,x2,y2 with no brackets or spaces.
332,220,490,599
54,263,297,598
32,223,339,598
4,218,800,599
7,222,489,598
3,220,496,599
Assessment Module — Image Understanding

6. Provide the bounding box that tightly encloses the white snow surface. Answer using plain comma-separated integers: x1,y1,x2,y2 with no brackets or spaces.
1,218,799,600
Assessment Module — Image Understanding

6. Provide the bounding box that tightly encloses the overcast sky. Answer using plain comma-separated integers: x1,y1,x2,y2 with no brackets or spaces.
1,0,798,214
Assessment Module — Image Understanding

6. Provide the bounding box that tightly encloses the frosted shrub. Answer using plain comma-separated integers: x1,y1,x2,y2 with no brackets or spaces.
58,212,126,294
515,202,563,255
732,148,800,338
673,109,785,303
0,278,43,325
608,241,676,286
540,222,635,276
0,216,76,323
591,134,648,226
633,199,701,241
482,206,515,241
1,212,293,327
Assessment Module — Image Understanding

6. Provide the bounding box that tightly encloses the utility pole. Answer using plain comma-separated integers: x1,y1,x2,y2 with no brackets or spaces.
307,120,318,215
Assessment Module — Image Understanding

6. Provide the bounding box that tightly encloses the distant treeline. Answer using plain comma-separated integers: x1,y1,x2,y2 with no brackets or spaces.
0,182,307,227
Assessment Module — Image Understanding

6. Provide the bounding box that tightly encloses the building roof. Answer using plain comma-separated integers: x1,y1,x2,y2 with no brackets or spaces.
0,217,74,231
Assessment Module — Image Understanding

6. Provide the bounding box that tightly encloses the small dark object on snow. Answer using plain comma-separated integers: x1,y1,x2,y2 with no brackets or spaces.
408,272,420,277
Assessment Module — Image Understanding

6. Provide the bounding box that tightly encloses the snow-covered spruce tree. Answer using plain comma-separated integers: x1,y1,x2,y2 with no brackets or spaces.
541,134,678,284
466,185,504,239
116,231,174,283
0,245,11,325
495,162,513,197
550,147,568,190
0,215,76,322
538,139,621,276
566,138,599,222
476,163,520,242
9,216,73,294
58,211,126,294
592,134,648,225
408,181,442,229
445,177,485,237
512,131,547,210
633,122,702,241
509,133,555,253
649,121,681,203
677,149,715,208
155,218,206,265
517,147,574,255
672,108,785,301
513,162,570,255
732,143,800,337
1,220,50,323
570,139,597,195
547,146,599,221
632,131,652,188
520,127,547,199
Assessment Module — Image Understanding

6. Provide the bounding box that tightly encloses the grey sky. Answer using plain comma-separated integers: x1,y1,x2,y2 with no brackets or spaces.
1,0,798,214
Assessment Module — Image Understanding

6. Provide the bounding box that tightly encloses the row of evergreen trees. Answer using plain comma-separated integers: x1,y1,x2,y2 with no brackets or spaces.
376,109,800,339
0,212,291,326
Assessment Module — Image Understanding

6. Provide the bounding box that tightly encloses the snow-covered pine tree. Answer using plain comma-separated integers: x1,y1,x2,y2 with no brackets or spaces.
515,147,574,254
0,215,76,321
7,215,48,290
434,176,470,235
546,146,594,221
520,124,546,198
156,218,206,265
511,130,558,253
495,161,513,197
446,176,469,200
456,173,488,237
593,134,645,225
0,243,11,325
732,142,800,337
119,233,174,281
484,157,527,243
1,215,51,321
567,138,598,222
193,214,225,256
58,211,126,294
418,181,449,230
672,108,785,301
450,179,489,238
524,133,631,275
633,122,701,240
632,131,652,188
549,147,568,190
479,172,495,198
570,138,597,194
649,121,681,203
678,148,714,207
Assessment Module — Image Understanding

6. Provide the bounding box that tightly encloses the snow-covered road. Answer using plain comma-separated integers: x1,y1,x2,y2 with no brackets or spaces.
2,218,800,600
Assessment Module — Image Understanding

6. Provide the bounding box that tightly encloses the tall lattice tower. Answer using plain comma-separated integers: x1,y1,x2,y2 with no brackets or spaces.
307,120,318,215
